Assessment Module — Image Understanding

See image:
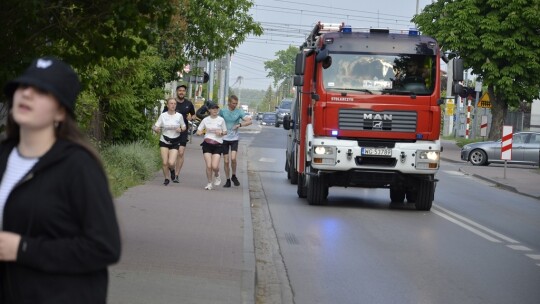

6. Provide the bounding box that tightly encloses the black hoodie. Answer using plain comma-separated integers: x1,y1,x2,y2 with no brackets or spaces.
0,139,121,304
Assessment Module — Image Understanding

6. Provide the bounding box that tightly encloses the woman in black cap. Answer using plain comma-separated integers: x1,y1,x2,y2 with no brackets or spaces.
0,57,121,303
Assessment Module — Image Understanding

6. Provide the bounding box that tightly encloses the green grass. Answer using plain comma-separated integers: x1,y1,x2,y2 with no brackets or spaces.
441,135,485,148
101,140,161,197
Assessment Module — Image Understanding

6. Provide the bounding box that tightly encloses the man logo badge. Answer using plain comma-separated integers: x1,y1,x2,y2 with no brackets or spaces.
373,121,383,129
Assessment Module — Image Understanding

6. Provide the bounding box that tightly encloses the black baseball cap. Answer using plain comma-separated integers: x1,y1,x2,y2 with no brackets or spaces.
208,102,219,109
4,57,81,116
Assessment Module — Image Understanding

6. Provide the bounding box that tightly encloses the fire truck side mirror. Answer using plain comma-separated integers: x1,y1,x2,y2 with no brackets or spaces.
294,75,304,86
315,48,329,63
283,114,292,130
452,58,464,81
295,53,305,75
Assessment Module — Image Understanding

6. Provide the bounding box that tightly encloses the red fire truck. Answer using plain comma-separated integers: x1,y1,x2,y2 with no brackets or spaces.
283,22,463,210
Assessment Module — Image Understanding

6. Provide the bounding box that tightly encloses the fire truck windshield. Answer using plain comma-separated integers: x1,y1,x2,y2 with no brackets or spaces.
322,53,436,96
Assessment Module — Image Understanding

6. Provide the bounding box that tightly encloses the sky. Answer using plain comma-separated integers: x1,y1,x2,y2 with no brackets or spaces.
229,0,435,91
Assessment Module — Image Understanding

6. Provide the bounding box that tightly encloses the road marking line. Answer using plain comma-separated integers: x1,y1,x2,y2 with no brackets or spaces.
507,245,532,251
431,209,502,243
526,254,540,260
434,205,520,244
443,170,466,176
259,157,276,163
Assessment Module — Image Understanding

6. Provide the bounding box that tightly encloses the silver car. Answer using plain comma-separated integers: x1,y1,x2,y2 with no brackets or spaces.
460,131,540,166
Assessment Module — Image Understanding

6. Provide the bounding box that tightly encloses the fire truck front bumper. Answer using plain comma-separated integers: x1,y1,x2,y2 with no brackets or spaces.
309,138,440,175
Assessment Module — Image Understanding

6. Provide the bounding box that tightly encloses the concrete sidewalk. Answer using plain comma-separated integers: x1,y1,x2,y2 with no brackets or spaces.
441,139,540,200
108,135,255,304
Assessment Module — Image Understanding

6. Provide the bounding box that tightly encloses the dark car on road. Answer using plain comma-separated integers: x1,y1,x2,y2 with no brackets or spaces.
461,131,540,166
260,112,277,126
274,99,292,127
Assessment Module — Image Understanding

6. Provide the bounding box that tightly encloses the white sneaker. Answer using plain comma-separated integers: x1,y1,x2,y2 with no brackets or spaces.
205,183,213,190
213,173,221,186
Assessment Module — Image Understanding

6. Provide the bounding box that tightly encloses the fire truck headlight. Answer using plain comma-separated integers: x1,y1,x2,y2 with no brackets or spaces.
312,145,336,165
314,146,333,155
416,150,440,169
418,151,439,161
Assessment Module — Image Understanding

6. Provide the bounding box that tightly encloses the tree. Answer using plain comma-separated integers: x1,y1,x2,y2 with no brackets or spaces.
413,0,540,140
261,85,275,112
0,0,262,142
264,46,298,89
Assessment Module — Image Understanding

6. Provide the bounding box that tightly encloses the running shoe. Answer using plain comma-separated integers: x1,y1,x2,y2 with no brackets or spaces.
223,179,231,188
172,175,179,183
164,179,170,186
231,175,240,186
213,173,221,186
205,183,213,190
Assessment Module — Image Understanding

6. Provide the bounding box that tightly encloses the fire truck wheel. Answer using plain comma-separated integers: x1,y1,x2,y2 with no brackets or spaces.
405,190,417,203
414,180,434,211
307,171,327,206
297,173,307,198
390,188,405,203
289,161,298,185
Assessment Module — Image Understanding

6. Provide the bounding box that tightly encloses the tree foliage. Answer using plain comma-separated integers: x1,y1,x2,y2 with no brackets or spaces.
413,0,540,139
0,0,262,143
264,46,298,87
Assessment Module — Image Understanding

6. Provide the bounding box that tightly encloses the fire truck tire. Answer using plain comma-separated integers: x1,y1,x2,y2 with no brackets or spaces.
390,188,405,203
405,190,417,203
297,173,307,198
307,172,327,206
290,166,298,185
414,180,434,211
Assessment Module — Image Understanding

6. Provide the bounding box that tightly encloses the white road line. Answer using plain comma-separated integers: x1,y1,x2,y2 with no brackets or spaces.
443,170,466,176
526,254,540,260
431,209,502,243
434,205,520,244
507,245,532,251
259,157,276,163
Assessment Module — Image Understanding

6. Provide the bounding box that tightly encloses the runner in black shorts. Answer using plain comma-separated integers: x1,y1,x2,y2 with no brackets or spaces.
219,95,252,187
162,84,195,183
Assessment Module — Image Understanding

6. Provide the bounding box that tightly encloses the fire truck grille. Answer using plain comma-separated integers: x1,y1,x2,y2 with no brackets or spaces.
338,109,417,132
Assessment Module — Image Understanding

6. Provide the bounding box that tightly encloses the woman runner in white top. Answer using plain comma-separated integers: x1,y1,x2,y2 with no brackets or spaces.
196,102,227,190
153,98,186,185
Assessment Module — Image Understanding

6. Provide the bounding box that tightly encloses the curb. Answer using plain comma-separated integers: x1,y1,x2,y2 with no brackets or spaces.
240,144,256,304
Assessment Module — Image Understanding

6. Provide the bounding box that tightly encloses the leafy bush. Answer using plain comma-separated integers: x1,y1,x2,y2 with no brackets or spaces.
101,139,160,197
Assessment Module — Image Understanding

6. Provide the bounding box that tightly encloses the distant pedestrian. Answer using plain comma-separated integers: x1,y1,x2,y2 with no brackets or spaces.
220,95,252,187
162,85,195,183
0,57,121,303
196,102,227,190
153,98,186,185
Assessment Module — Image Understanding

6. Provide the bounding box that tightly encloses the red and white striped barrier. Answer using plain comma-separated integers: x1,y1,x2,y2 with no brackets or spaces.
501,125,513,160
480,116,488,137
465,97,472,139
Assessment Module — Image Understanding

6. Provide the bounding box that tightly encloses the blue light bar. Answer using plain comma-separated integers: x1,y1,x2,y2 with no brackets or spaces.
409,28,419,36
342,25,352,33
331,130,339,136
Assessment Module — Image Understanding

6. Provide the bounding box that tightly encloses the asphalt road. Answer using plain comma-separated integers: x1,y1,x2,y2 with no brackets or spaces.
248,126,540,304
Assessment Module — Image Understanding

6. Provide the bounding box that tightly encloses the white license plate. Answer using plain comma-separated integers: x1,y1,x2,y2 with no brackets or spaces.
361,148,392,156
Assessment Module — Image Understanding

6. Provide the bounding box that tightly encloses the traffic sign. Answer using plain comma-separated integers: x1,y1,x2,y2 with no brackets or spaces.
478,92,491,108
501,125,512,160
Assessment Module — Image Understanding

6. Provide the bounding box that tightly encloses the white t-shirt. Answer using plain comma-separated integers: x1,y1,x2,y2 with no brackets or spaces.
0,148,39,228
198,116,227,144
154,112,186,143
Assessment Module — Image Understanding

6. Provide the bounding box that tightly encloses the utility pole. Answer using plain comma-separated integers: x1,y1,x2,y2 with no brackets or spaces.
223,53,231,106
208,60,214,101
